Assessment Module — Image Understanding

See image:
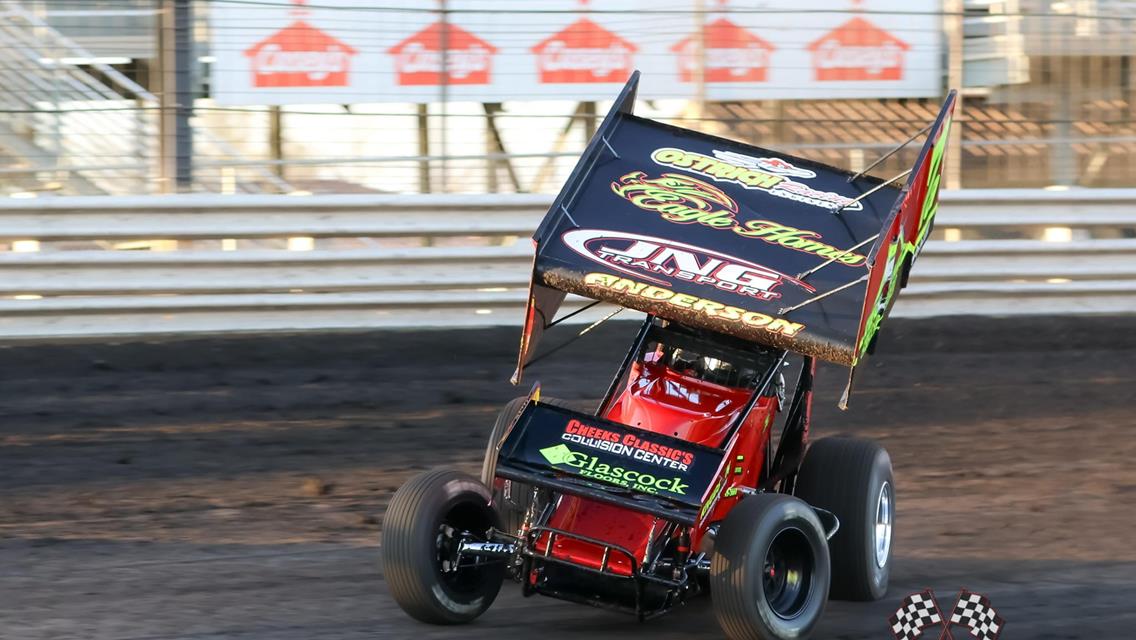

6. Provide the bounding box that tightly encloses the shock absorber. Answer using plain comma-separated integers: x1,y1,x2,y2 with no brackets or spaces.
674,529,692,580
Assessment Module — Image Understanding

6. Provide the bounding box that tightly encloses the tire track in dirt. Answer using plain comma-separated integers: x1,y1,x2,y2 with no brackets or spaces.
1,315,1134,638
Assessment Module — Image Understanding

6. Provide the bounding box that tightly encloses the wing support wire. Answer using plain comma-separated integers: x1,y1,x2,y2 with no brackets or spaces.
831,168,912,215
797,232,880,280
523,305,625,369
847,122,933,183
778,274,869,315
601,135,620,159
559,204,580,229
545,299,602,329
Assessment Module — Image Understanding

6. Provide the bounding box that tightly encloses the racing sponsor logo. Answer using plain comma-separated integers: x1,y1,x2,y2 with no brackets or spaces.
650,147,863,211
611,170,738,220
807,17,910,82
561,418,696,472
610,171,867,266
735,220,867,266
243,14,357,88
916,115,952,254
531,17,636,84
671,17,776,83
857,102,955,364
562,228,815,301
699,478,724,520
583,272,806,337
476,542,514,555
651,148,785,191
711,150,817,179
539,443,690,496
388,22,498,86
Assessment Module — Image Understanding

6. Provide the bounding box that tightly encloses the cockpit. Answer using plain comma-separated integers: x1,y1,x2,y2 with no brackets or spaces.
605,321,784,446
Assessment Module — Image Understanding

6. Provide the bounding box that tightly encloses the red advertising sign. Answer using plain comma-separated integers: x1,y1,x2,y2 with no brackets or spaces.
807,16,910,81
531,18,637,84
243,18,357,88
671,18,776,83
388,22,498,86
212,0,943,106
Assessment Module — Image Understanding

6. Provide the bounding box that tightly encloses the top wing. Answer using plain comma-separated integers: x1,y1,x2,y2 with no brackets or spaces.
514,72,957,409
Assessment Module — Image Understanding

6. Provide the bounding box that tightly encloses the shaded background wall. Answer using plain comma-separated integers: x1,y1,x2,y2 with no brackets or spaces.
0,0,1132,196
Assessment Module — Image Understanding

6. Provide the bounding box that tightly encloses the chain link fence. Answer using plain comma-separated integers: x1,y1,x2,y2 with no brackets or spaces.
0,0,1132,196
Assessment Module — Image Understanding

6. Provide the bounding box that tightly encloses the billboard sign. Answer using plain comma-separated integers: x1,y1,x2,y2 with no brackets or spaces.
210,0,942,105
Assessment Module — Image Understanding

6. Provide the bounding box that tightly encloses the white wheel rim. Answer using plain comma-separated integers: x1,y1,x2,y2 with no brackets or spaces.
874,481,893,569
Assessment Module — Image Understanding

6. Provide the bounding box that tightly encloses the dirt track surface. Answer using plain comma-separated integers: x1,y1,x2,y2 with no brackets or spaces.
2,316,1135,639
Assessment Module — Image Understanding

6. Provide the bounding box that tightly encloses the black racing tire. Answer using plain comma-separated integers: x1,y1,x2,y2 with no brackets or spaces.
481,396,593,536
381,469,504,625
794,437,894,602
480,397,529,486
711,493,831,640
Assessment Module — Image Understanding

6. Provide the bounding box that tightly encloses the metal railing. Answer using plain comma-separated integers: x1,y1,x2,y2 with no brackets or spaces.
0,1,1133,195
0,189,1132,341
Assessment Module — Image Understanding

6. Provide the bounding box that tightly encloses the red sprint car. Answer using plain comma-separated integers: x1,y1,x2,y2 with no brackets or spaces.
383,72,957,640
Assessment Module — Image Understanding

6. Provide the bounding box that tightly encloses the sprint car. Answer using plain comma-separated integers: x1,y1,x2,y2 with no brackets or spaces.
383,72,957,639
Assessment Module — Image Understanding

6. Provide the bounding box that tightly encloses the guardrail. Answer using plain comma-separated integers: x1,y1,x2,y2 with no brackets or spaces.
0,189,1134,341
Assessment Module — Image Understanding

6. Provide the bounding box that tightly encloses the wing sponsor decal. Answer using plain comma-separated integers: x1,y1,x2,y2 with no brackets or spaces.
582,272,805,337
858,232,902,357
650,147,863,211
711,150,817,179
538,442,691,496
610,171,867,266
854,96,955,368
562,229,815,302
610,170,738,221
915,115,952,254
500,403,724,505
560,418,696,472
736,220,868,266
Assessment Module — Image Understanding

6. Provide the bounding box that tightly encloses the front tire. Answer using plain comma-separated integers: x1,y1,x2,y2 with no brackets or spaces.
382,469,504,624
794,437,894,601
481,396,592,536
711,494,831,640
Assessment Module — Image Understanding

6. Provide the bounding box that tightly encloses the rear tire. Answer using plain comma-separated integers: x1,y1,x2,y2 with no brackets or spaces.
794,437,894,601
481,396,593,536
382,469,504,625
711,494,830,640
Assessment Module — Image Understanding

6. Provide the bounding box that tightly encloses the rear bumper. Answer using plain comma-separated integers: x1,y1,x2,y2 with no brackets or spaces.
519,524,689,619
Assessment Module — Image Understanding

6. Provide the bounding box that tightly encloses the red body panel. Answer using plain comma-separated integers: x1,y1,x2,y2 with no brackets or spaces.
608,362,753,446
538,360,777,572
536,500,655,577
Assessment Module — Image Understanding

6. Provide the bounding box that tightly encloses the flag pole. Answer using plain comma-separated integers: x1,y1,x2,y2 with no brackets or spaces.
933,590,958,640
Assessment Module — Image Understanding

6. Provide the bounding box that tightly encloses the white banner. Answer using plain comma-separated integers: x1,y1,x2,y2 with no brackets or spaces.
209,0,943,105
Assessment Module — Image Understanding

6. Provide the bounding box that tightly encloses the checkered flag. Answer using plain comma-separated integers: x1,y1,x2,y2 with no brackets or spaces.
949,590,1005,640
889,589,946,640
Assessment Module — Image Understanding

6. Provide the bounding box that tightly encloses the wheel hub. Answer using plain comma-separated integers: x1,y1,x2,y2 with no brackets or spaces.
432,506,500,594
874,481,893,569
761,527,814,620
